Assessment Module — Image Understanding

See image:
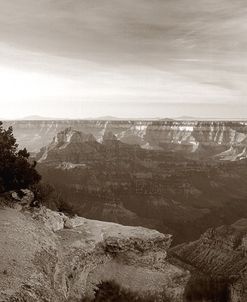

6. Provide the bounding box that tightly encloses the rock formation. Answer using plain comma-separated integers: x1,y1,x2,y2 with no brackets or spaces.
171,220,247,302
4,120,247,160
0,195,189,302
37,128,99,163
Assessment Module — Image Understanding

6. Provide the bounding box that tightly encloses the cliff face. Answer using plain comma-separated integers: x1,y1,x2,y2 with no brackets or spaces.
3,120,247,160
171,219,247,302
35,127,247,244
37,127,98,163
0,201,189,302
36,127,139,164
145,121,247,159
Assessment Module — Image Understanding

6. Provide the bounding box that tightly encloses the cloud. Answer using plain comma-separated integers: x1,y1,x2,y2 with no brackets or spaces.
0,0,246,62
0,0,246,118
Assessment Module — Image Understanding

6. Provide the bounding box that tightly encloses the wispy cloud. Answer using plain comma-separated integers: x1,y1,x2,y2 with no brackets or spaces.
0,0,246,118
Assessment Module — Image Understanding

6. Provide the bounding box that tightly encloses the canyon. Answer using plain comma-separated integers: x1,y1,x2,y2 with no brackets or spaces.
31,124,247,244
2,120,247,242
2,119,247,301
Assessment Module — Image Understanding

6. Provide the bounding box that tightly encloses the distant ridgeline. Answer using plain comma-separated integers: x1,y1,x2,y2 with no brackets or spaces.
3,120,247,161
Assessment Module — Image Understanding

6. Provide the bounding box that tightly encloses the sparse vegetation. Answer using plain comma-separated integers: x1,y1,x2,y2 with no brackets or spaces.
81,280,170,302
184,274,230,302
31,182,74,214
0,121,41,192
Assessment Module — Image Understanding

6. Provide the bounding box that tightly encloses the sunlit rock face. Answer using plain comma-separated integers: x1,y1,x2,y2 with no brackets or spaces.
37,128,100,163
3,120,247,160
144,121,247,159
36,126,143,165
54,127,96,145
0,202,189,302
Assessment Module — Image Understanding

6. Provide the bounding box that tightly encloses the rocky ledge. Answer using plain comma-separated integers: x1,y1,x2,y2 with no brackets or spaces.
0,193,189,302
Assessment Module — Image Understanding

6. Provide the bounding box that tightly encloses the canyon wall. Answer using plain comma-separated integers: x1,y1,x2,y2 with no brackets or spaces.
171,219,247,302
33,126,247,245
3,120,247,160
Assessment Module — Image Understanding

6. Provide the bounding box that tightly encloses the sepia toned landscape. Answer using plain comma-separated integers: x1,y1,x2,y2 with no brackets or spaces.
1,0,247,301
0,119,247,301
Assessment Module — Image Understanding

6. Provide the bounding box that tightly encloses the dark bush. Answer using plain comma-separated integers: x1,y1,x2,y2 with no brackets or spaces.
0,121,41,192
81,280,170,302
31,182,74,214
184,273,230,302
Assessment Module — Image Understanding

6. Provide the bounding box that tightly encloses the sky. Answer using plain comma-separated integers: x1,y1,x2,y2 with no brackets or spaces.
0,0,247,119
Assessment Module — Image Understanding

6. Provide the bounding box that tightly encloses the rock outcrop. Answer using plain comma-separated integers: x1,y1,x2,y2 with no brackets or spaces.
171,219,247,302
11,189,35,206
0,201,189,302
37,128,99,163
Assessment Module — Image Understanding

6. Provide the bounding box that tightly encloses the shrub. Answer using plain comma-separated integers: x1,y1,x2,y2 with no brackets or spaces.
81,280,170,302
31,182,74,214
184,273,229,302
0,121,41,192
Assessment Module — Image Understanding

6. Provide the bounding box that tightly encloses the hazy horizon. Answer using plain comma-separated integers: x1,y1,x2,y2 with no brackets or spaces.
0,0,247,119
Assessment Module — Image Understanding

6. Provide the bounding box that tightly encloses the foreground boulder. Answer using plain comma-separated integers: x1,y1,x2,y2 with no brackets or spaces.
11,189,35,207
0,204,189,302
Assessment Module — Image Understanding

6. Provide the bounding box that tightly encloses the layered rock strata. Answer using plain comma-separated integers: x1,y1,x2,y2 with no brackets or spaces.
4,120,247,160
171,220,247,302
0,201,189,302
